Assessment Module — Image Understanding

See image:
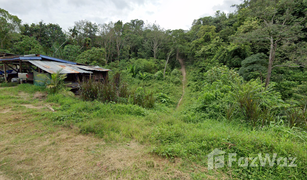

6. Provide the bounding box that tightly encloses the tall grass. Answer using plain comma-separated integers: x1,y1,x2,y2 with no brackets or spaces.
80,73,155,108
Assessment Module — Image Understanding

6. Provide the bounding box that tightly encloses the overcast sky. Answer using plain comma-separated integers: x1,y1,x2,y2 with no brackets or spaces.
1,0,242,31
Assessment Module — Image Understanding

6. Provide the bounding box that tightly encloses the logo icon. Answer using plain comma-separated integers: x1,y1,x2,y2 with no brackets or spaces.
207,148,225,170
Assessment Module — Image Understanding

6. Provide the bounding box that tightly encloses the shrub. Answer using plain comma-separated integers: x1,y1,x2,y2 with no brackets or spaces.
79,73,155,108
239,53,268,81
172,77,182,85
38,70,67,94
171,69,182,77
156,93,172,105
80,73,129,103
131,87,155,108
155,71,164,80
197,66,286,127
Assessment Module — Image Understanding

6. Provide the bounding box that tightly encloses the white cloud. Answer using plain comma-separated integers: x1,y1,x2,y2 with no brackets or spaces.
0,0,242,31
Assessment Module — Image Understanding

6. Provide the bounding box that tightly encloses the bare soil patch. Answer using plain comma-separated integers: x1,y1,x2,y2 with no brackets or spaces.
0,109,11,114
33,92,47,99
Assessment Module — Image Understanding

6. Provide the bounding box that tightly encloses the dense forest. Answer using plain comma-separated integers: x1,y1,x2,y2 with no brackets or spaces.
1,0,307,179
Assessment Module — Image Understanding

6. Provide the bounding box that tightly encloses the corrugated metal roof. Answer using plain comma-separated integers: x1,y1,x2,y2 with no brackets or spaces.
76,65,110,72
29,61,92,74
0,54,77,65
39,55,77,65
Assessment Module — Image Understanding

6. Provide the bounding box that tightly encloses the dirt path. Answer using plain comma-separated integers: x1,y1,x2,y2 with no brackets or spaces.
177,58,186,109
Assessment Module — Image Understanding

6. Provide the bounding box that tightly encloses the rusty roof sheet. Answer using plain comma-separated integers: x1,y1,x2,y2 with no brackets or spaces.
29,61,92,74
75,65,110,72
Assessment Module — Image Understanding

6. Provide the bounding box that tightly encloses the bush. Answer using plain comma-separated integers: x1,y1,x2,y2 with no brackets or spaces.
155,71,164,80
171,69,182,77
155,93,172,105
79,73,155,109
196,66,287,127
80,73,128,103
131,87,155,108
172,77,182,85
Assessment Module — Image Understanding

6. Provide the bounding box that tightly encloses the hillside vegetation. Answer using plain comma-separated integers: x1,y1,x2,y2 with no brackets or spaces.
1,0,307,179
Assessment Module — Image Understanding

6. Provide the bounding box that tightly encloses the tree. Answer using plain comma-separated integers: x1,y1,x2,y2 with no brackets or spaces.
123,19,145,58
0,8,21,49
114,20,124,61
22,21,66,55
62,44,82,62
76,47,106,66
239,53,268,81
163,29,189,77
12,35,44,55
98,22,116,63
69,20,98,49
145,23,166,59
234,0,307,87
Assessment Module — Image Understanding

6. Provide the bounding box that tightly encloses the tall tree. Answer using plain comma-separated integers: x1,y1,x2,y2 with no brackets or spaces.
12,35,44,55
0,8,21,50
69,20,98,49
114,20,124,61
123,19,144,58
234,0,307,87
98,22,116,63
145,23,166,59
22,21,66,55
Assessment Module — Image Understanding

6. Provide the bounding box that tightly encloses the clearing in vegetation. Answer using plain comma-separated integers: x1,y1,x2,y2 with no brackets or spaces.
0,85,227,179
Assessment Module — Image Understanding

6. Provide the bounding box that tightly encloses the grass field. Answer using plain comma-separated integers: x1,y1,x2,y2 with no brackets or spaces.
0,86,227,179
0,76,306,179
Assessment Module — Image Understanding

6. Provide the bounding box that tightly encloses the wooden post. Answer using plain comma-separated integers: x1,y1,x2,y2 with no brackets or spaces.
19,60,23,84
19,60,22,73
3,63,7,83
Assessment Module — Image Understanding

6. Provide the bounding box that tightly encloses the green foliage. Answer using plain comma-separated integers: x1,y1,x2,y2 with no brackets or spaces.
21,21,66,54
80,75,128,103
38,70,67,94
151,120,307,179
130,58,158,74
12,35,44,55
171,77,181,85
128,65,138,78
62,44,81,62
137,72,152,80
76,47,106,66
80,74,155,109
131,87,155,108
0,82,18,87
0,8,21,49
197,66,287,127
155,93,172,105
170,69,181,77
286,108,307,129
239,53,268,81
16,84,46,94
154,71,164,80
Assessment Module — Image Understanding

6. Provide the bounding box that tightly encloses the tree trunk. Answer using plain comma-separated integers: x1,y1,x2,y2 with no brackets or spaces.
163,49,173,78
153,47,157,59
117,44,120,61
265,37,277,88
